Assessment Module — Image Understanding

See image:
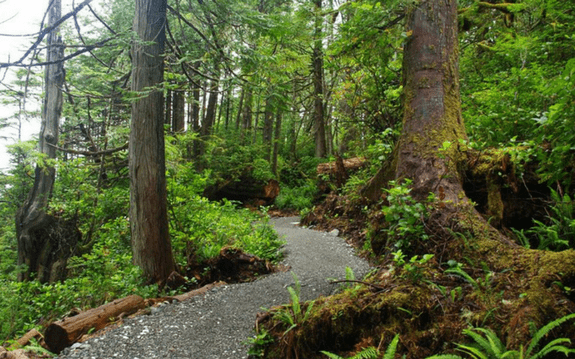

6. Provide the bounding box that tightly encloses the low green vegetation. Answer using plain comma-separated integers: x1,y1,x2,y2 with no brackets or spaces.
0,137,284,342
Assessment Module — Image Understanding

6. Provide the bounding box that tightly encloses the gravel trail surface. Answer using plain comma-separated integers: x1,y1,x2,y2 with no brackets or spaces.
57,217,371,359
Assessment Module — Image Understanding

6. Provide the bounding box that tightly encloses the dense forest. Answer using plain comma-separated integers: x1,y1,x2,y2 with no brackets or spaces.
1,0,575,357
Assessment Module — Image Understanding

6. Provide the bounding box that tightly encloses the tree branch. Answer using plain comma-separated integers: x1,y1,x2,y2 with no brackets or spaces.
48,142,128,156
0,0,94,69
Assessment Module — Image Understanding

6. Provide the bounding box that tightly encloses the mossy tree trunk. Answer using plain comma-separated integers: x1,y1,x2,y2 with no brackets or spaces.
396,0,467,203
395,0,575,337
130,0,176,284
16,0,78,283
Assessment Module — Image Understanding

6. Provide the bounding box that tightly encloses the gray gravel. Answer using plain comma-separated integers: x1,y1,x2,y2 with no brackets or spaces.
57,216,371,359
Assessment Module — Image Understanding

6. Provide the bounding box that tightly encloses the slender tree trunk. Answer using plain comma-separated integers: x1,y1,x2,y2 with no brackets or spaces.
16,0,78,283
235,87,245,130
272,112,282,175
204,76,219,135
312,0,327,158
262,96,274,161
172,90,185,133
191,64,201,159
130,0,176,284
242,87,253,142
225,85,231,130
197,72,219,162
165,89,172,127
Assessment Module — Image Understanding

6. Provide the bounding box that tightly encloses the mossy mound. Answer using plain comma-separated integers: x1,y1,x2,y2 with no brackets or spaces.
255,233,575,358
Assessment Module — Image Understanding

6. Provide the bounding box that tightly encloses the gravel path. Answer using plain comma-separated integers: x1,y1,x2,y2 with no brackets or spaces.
57,217,371,359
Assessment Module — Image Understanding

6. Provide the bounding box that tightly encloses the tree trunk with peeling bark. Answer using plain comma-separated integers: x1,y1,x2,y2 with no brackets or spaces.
16,0,78,283
130,0,176,284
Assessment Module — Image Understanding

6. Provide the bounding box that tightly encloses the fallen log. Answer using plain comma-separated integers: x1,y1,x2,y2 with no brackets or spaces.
0,347,29,359
316,157,366,176
44,295,145,354
317,156,366,192
205,178,280,204
10,329,42,350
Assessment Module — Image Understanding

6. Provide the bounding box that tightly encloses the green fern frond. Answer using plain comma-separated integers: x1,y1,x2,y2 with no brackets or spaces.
525,313,575,358
461,328,500,358
352,346,379,359
320,351,345,359
532,338,573,359
383,334,400,359
457,343,491,359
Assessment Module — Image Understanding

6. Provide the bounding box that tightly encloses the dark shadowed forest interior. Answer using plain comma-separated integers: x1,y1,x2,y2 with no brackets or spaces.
1,0,575,357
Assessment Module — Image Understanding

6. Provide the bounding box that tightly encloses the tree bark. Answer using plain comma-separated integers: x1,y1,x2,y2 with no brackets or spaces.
16,0,77,283
395,0,467,203
130,0,176,284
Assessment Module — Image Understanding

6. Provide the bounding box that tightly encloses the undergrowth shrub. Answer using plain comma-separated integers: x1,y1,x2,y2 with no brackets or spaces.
170,195,284,266
368,180,430,254
0,132,285,343
512,188,575,250
0,217,157,341
275,180,317,211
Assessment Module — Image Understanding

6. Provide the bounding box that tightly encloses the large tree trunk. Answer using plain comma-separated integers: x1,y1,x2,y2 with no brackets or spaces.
130,0,176,284
396,0,467,203
16,0,77,283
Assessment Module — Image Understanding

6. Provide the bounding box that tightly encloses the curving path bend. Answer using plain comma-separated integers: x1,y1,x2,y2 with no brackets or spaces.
56,217,371,359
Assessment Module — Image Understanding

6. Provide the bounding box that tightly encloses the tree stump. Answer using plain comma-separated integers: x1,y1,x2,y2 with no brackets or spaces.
44,295,145,353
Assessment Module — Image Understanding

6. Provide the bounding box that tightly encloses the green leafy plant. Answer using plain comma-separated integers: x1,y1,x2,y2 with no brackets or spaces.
272,272,315,335
275,180,317,211
444,261,480,290
392,249,434,283
245,328,275,358
427,313,575,359
381,180,429,250
511,188,575,251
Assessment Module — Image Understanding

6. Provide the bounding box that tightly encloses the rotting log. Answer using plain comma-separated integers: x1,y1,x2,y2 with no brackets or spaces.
205,178,280,204
44,295,145,353
316,157,366,176
317,156,366,192
13,328,42,348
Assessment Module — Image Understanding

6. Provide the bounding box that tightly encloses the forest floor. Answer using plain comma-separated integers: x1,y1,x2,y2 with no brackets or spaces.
253,190,575,358
53,216,371,359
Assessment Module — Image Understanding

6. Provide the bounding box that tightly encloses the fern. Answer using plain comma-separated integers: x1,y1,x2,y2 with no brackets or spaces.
320,351,345,359
346,266,356,281
320,334,400,359
427,313,575,359
524,312,575,359
383,334,400,359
